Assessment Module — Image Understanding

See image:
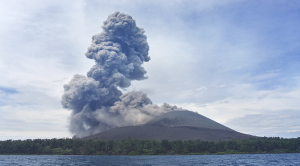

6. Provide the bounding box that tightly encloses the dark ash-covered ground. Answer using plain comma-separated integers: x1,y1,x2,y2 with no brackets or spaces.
83,125,253,141
82,111,254,141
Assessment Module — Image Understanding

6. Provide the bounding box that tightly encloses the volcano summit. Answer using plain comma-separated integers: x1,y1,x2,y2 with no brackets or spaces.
83,111,253,141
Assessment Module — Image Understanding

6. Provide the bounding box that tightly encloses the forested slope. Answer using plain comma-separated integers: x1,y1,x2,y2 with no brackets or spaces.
1,137,299,155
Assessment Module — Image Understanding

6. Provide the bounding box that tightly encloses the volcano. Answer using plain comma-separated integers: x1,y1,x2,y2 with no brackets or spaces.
83,111,254,141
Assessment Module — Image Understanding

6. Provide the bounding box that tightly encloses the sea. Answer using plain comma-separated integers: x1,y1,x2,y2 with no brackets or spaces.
0,153,299,166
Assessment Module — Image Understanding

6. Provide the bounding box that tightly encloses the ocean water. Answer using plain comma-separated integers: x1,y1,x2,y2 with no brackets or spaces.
0,153,299,166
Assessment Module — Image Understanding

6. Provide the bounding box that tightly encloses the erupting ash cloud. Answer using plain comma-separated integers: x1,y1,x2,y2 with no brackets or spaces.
62,12,184,137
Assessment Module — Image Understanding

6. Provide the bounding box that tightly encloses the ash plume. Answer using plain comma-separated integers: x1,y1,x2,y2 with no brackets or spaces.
62,12,184,137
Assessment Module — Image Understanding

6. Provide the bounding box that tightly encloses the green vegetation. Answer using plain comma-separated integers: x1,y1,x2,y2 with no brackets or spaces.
0,137,299,155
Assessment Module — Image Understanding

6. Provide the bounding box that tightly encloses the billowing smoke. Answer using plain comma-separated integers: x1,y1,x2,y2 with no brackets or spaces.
61,12,184,137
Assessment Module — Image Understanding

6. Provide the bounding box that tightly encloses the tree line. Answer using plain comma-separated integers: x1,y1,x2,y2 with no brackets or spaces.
0,137,299,155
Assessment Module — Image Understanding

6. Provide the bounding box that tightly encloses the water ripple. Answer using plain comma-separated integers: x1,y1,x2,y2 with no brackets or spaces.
0,153,299,166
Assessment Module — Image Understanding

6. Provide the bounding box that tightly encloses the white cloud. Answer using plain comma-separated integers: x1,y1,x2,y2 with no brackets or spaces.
0,104,72,140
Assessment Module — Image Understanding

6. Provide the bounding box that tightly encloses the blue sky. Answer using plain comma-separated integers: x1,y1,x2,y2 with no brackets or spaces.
0,0,299,140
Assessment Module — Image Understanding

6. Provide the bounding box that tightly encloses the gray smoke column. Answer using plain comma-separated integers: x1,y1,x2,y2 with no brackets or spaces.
61,12,184,137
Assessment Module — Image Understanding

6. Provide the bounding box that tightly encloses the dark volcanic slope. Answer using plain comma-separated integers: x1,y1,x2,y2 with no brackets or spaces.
144,111,233,131
83,126,252,141
83,111,253,141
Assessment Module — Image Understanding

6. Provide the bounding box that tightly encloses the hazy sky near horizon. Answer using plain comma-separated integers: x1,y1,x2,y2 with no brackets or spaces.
0,0,300,140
